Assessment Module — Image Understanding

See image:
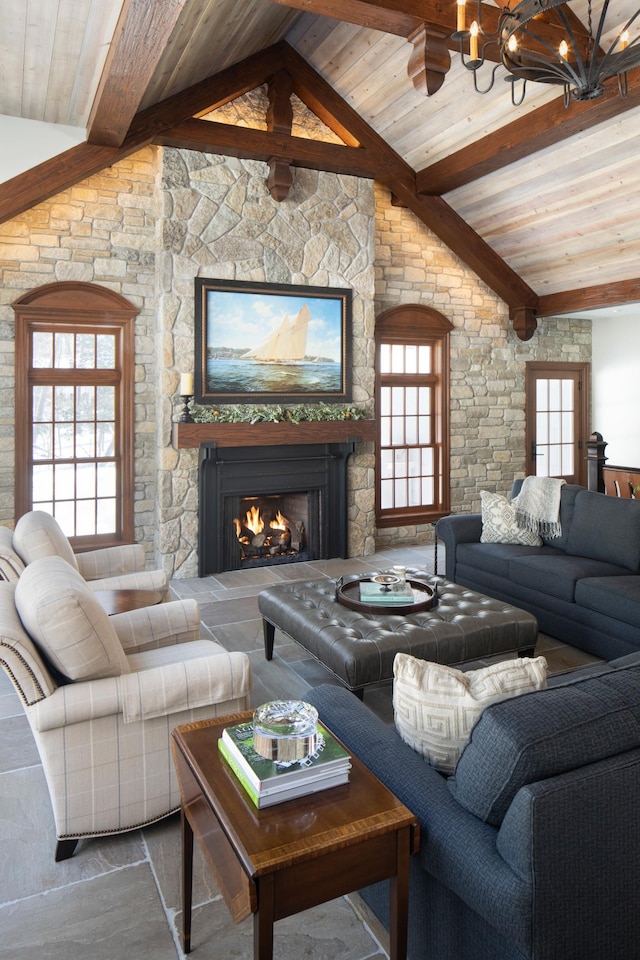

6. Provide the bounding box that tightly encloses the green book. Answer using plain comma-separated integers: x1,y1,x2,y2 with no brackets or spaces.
220,721,350,795
218,738,350,808
359,580,414,603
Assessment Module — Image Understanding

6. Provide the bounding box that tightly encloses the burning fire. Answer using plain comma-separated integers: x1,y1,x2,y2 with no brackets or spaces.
270,510,287,531
244,505,264,535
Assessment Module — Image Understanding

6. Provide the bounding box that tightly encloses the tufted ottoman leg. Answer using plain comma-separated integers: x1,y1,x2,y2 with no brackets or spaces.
263,618,276,660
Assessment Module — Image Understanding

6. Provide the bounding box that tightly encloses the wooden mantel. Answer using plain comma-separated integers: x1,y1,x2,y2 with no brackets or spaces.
172,419,376,448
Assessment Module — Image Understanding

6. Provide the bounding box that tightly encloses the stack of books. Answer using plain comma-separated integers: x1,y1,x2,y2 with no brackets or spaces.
359,579,415,604
218,720,351,808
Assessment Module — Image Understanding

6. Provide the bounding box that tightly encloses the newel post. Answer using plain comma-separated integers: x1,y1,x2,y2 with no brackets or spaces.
586,431,607,492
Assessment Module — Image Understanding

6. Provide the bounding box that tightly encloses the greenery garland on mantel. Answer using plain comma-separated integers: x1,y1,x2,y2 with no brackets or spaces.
190,402,368,425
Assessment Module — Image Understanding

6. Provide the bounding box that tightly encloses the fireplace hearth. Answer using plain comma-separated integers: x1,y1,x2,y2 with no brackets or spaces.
198,442,356,575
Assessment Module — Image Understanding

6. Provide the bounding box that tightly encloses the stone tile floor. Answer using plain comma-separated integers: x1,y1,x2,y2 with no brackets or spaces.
0,544,601,959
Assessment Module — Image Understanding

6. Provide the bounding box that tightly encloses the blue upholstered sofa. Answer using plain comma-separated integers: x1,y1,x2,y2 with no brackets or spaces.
307,662,640,960
436,484,640,660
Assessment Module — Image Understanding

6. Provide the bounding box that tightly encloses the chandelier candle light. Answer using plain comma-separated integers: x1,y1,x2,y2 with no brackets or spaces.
453,0,640,106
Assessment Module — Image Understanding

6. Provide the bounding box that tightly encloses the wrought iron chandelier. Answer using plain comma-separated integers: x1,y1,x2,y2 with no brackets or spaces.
452,0,640,106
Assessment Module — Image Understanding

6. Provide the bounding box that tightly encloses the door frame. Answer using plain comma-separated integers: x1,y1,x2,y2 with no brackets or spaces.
525,361,590,487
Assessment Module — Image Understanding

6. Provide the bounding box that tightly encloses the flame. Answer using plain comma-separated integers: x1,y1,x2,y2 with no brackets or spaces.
245,505,264,535
269,510,288,531
233,518,242,538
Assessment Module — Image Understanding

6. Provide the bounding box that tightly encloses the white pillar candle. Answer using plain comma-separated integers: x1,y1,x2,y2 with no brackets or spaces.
179,373,194,395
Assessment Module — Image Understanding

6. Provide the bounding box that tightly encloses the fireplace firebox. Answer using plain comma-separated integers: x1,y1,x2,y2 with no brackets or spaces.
198,442,356,575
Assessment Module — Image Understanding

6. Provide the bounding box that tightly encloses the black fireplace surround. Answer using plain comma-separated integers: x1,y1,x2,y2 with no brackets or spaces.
198,442,356,576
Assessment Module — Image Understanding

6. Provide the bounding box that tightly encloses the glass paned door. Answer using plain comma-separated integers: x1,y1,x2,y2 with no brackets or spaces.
526,363,589,486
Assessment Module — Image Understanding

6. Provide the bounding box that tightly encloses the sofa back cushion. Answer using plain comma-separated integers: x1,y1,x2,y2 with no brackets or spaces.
13,510,79,570
448,665,640,825
510,481,582,552
566,489,640,570
15,556,130,681
393,653,548,774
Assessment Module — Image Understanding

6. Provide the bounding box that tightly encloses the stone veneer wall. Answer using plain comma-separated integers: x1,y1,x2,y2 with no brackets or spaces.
159,149,377,576
373,181,592,548
0,147,160,560
0,143,591,576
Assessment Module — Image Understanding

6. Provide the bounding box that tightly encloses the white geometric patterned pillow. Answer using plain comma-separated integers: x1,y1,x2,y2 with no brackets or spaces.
393,653,548,775
480,490,542,546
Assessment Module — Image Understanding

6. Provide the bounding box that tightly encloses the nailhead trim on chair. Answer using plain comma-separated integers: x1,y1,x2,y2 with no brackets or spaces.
0,643,47,705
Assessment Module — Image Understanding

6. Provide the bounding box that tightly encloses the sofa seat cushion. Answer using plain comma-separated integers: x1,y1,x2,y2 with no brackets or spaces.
448,664,640,826
393,652,547,774
507,553,629,603
15,556,130,681
456,542,558,580
566,490,640,570
575,576,640,628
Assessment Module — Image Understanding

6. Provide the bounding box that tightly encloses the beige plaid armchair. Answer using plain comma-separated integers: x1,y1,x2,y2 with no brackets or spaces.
10,510,169,594
0,556,251,861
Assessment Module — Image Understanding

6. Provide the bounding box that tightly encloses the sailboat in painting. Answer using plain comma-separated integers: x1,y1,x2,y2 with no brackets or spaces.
242,304,310,363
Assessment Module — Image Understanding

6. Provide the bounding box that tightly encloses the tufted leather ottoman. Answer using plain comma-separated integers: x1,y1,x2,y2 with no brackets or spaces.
258,574,538,696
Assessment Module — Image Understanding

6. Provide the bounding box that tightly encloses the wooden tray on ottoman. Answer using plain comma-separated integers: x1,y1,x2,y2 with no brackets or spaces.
335,575,435,615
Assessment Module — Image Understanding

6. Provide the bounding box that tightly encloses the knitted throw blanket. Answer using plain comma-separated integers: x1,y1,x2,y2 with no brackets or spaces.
514,476,566,539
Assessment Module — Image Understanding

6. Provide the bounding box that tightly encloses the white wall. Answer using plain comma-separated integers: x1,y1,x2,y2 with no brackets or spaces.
592,309,640,467
0,116,85,184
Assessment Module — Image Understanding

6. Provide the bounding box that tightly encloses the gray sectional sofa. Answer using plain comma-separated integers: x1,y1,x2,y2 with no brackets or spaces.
436,483,640,660
308,660,640,960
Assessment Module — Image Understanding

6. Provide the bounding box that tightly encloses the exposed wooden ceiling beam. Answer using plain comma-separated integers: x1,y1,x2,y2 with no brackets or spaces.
417,69,640,195
280,43,538,317
125,42,288,141
87,0,190,148
266,0,422,37
266,0,582,59
0,45,289,226
156,118,378,179
537,279,640,318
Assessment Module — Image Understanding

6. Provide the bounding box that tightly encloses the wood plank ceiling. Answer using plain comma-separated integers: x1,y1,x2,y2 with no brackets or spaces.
1,0,640,336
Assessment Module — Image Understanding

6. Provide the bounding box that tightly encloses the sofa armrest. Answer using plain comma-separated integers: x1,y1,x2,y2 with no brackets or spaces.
111,599,201,653
306,684,531,949
76,543,146,580
435,514,482,580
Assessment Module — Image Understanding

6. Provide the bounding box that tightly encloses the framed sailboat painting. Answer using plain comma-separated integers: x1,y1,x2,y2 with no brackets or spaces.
194,278,353,404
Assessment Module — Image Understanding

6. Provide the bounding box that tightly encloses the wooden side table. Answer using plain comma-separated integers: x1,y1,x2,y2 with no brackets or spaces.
171,712,419,960
93,588,163,615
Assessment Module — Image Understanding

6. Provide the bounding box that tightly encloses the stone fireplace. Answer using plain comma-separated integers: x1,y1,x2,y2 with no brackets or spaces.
198,441,358,575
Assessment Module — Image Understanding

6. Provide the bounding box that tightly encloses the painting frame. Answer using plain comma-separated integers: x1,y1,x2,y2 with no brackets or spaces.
194,278,353,405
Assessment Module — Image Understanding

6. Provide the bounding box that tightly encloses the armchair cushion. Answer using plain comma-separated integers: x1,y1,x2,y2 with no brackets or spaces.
13,510,79,569
15,557,130,681
76,543,146,580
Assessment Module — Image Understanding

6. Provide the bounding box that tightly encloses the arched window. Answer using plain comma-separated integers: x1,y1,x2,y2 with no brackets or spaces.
13,282,137,550
375,304,452,527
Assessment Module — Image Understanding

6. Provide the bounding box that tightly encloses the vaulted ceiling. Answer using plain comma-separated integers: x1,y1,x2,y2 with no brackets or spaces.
2,0,640,339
